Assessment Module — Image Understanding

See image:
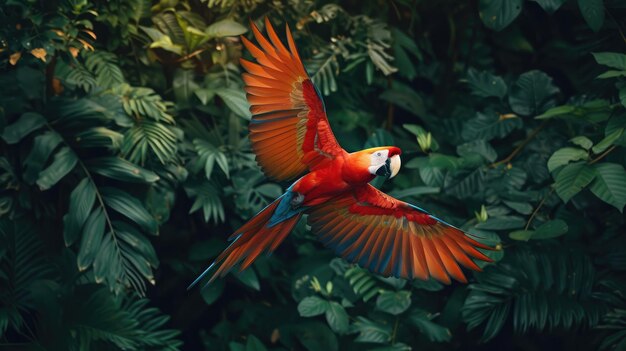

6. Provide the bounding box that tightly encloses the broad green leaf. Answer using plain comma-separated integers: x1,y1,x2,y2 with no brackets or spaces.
87,157,159,183
141,26,183,55
466,69,507,98
592,52,626,70
36,147,78,190
569,136,593,150
475,216,526,230
102,187,158,234
547,147,588,172
392,28,422,80
353,317,392,343
536,99,612,121
1,112,46,144
512,219,569,241
606,113,626,139
290,321,339,351
298,296,330,317
75,127,123,149
256,183,282,198
325,302,349,334
619,82,626,109
479,0,523,31
592,128,623,154
589,163,626,211
245,335,267,351
408,309,452,342
23,131,62,183
215,87,251,119
447,168,486,198
535,105,576,119
412,278,444,292
205,19,247,38
508,70,559,116
380,88,425,117
403,124,439,151
462,111,523,141
376,290,411,315
63,178,97,246
194,89,216,105
201,279,225,305
578,0,605,32
509,229,534,241
140,25,167,42
502,200,533,215
597,70,626,79
235,269,260,291
532,219,568,239
77,208,106,270
403,124,426,136
429,153,461,170
530,0,567,13
554,162,597,203
457,140,497,162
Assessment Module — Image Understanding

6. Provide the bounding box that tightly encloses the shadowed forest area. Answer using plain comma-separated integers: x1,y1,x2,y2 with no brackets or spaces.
1,0,626,350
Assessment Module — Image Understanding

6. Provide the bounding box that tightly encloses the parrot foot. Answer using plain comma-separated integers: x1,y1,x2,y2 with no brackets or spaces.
290,192,304,207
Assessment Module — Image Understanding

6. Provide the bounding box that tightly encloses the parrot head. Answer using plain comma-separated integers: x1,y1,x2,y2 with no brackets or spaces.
366,147,402,179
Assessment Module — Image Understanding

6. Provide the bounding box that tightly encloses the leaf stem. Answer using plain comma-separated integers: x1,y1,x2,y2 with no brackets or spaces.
43,123,116,236
77,160,115,234
490,121,548,168
525,188,554,230
391,316,400,344
589,145,617,165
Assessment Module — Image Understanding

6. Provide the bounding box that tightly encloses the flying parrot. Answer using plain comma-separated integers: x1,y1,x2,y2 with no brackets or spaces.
190,18,493,289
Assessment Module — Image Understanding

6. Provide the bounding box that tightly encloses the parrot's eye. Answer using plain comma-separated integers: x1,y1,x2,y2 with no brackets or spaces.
376,152,381,156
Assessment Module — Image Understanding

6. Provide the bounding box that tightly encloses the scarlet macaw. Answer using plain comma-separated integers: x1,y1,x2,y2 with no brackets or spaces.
190,19,492,288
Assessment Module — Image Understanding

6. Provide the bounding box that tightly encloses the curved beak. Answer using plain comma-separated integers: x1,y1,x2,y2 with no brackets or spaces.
375,155,402,179
389,154,401,178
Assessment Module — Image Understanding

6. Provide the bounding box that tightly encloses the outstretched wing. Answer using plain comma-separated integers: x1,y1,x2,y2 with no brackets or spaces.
307,184,493,284
241,18,344,181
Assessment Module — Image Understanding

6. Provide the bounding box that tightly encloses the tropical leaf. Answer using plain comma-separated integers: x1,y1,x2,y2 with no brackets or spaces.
462,245,607,341
0,220,53,337
1,112,46,144
479,0,523,31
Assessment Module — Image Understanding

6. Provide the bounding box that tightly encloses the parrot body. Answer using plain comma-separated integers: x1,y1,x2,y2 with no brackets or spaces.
189,19,493,289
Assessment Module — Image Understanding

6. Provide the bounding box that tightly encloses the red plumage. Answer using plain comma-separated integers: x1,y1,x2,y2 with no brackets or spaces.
189,18,494,289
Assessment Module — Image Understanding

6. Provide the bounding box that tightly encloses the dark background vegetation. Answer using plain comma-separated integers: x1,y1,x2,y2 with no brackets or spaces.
1,0,626,350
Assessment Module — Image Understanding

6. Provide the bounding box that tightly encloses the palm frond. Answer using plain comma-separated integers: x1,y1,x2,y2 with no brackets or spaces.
121,120,179,165
0,220,53,337
462,245,608,341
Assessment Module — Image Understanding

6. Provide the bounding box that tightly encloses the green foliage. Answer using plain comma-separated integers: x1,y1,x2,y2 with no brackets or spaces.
462,245,607,341
1,0,626,350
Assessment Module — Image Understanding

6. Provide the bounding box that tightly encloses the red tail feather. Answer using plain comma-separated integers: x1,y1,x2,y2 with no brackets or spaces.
202,200,301,285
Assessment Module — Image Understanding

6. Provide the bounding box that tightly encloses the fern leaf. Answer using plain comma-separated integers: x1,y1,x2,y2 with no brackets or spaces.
462,245,608,341
308,48,340,96
345,266,381,302
121,120,178,165
85,51,125,89
0,220,53,337
185,180,225,224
